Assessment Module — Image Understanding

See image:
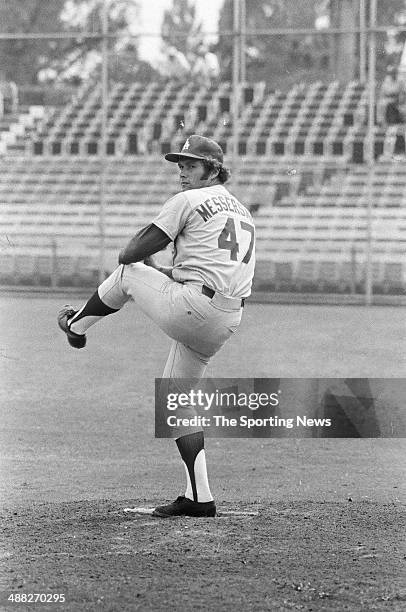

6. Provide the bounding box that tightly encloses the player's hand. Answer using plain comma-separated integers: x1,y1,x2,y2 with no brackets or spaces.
143,255,155,267
144,256,174,278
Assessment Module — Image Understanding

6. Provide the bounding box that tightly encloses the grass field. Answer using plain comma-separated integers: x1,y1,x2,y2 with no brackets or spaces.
0,295,405,611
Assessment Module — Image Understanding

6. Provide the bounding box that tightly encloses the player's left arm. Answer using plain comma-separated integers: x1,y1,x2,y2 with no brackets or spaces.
118,223,172,265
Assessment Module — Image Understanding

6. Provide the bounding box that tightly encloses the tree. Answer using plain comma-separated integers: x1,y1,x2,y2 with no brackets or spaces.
55,0,142,84
330,0,406,81
217,0,406,87
0,0,146,86
374,0,406,76
218,0,322,86
0,0,67,84
161,0,203,57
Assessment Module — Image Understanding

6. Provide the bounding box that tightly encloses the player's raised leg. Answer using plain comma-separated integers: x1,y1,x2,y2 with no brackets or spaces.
57,262,171,347
57,291,120,348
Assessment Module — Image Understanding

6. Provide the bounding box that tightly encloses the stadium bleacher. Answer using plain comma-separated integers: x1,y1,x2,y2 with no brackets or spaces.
0,79,405,293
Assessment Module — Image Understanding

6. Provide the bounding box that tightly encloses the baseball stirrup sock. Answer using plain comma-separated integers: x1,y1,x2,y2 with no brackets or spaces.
176,432,213,503
68,290,119,335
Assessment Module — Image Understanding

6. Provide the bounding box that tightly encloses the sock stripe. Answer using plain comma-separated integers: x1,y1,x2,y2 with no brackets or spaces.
176,432,204,502
70,290,119,325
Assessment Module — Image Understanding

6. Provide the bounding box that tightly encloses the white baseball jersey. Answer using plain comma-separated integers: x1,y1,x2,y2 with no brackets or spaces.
152,184,256,298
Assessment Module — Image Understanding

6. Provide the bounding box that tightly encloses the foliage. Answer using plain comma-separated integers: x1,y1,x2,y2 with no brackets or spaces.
161,0,203,57
218,0,330,85
55,0,140,84
217,0,406,87
0,0,149,85
0,0,67,84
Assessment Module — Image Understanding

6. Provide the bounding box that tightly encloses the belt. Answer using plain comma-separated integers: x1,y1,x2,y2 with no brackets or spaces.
201,284,245,308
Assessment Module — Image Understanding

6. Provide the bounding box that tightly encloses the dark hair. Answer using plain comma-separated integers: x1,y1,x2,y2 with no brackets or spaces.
202,157,231,184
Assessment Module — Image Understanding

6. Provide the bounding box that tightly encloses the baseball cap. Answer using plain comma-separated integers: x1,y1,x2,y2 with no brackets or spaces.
165,135,224,164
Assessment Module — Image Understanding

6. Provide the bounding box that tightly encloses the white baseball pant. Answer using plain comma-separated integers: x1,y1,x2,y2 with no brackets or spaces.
97,263,244,435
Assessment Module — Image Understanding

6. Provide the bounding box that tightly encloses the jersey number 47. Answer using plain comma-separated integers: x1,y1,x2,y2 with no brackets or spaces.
218,217,255,264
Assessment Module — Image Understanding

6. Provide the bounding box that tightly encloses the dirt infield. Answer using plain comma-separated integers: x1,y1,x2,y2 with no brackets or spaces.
0,296,405,610
1,500,405,611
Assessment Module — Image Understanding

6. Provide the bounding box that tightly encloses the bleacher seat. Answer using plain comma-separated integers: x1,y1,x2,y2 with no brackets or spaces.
273,262,293,291
35,254,55,286
338,262,358,293
382,262,404,294
0,79,401,164
295,260,318,292
0,253,15,284
0,80,405,293
14,254,36,285
317,261,339,292
75,255,99,286
55,256,78,286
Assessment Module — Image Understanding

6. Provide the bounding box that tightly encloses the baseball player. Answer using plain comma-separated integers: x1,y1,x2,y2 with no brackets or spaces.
57,135,256,517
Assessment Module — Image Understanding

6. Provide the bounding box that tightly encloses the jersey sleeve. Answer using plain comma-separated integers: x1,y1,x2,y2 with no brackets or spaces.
118,223,172,264
152,192,191,241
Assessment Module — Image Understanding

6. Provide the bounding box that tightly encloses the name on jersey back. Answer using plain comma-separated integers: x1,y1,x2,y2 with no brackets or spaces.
196,195,251,223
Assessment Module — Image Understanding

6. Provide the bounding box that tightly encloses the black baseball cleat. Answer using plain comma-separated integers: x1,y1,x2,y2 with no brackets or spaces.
57,305,86,349
152,496,216,518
